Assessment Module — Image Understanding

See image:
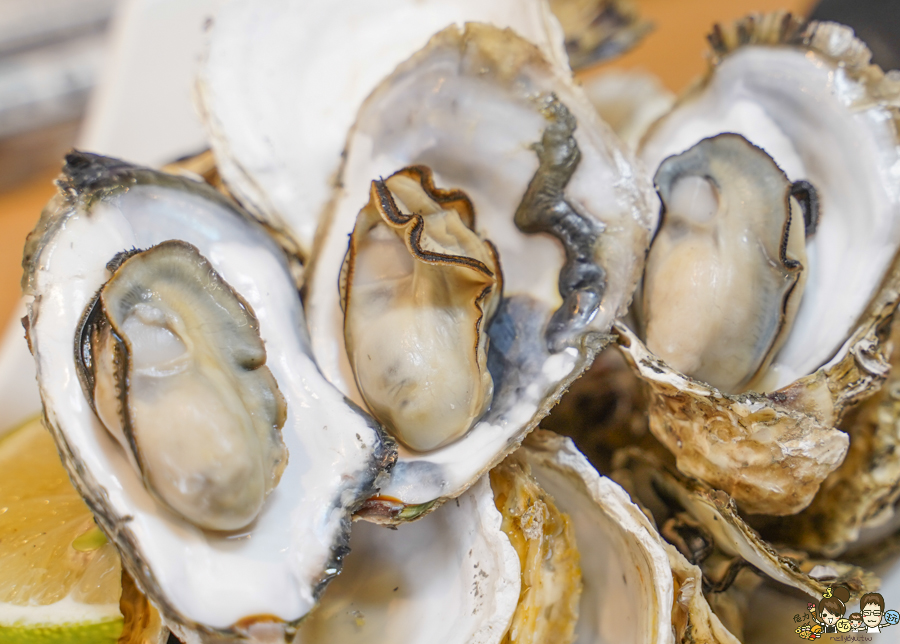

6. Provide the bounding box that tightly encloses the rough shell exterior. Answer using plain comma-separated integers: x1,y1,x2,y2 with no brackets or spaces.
616,324,848,515
761,322,900,557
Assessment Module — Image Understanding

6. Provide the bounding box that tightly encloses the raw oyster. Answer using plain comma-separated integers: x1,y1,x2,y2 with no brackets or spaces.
22,153,394,642
341,167,502,452
619,12,900,514
199,0,568,258
307,23,656,513
640,12,900,404
641,133,808,394
77,240,288,531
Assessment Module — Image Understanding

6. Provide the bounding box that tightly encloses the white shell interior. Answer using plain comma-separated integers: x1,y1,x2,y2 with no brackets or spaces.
640,47,900,390
199,0,567,255
295,476,519,644
522,433,675,644
28,180,385,630
306,25,655,505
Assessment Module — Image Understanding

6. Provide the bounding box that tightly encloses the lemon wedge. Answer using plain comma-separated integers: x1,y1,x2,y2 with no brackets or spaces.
0,416,123,643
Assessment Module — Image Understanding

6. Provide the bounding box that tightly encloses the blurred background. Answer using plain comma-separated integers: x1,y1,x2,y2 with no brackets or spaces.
4,0,900,333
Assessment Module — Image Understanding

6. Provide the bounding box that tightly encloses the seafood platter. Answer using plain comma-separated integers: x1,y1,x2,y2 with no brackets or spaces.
10,0,900,642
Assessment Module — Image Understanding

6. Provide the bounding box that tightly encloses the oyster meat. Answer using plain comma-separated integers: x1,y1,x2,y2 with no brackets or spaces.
78,240,288,531
642,133,809,393
341,167,501,452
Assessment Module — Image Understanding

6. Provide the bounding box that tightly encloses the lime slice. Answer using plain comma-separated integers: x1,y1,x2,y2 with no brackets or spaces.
0,416,123,643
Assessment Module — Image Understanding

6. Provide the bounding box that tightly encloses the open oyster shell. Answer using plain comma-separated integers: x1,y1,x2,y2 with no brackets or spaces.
295,475,521,644
520,430,729,644
620,12,900,514
306,23,656,515
199,0,568,258
22,153,394,642
299,431,694,644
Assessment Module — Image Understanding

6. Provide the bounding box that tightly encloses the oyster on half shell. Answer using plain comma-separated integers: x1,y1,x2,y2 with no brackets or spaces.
306,22,656,515
618,12,900,514
22,153,394,643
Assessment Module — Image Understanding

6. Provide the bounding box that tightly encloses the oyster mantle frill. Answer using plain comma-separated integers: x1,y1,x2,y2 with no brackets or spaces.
22,152,395,642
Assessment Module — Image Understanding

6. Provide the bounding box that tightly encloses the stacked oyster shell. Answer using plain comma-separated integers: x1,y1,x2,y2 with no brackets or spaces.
17,2,900,644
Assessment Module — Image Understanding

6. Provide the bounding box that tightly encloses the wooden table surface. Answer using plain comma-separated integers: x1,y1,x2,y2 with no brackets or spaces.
0,0,813,332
